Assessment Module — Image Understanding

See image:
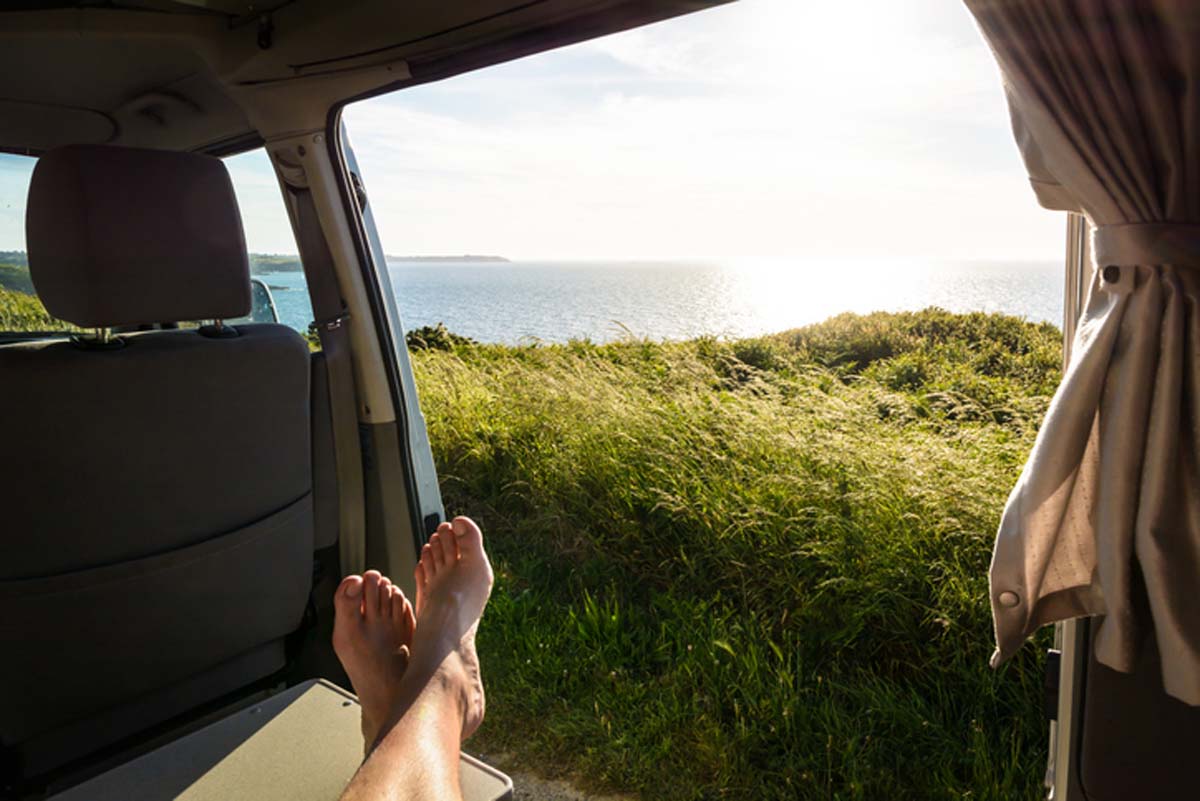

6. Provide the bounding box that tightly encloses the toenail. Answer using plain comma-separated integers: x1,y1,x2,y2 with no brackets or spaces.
345,582,362,598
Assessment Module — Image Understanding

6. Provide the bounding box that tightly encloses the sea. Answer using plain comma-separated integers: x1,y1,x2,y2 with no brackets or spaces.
262,259,1065,344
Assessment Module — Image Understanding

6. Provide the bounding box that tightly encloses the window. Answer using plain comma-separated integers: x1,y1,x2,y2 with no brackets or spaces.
0,148,309,337
0,153,67,335
224,149,312,335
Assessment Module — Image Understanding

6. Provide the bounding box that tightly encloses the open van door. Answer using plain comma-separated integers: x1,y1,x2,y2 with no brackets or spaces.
333,119,446,552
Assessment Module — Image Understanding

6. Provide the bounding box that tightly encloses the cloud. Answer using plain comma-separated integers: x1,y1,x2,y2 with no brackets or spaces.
0,1,1062,264
332,0,1064,261
224,150,302,253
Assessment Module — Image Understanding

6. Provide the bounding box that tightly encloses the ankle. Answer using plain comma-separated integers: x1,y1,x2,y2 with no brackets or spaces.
379,651,469,730
425,652,472,715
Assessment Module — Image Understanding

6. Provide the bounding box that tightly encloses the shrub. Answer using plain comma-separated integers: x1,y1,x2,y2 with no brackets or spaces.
0,285,72,332
406,323,478,352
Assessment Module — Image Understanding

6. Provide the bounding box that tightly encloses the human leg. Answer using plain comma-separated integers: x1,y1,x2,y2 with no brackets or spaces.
335,517,494,800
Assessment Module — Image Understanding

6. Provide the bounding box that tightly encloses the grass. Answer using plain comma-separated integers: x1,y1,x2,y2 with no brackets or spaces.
410,309,1060,801
0,282,72,332
0,276,1059,797
0,253,302,334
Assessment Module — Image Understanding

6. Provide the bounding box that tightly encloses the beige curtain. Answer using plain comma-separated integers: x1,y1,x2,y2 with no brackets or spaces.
964,0,1200,705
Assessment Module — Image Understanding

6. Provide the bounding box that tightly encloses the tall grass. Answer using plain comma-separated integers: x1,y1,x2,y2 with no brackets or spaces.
412,309,1059,800
0,284,72,331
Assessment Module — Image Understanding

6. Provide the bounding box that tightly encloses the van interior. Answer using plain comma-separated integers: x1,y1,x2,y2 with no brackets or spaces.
0,1,731,798
2,1,1199,800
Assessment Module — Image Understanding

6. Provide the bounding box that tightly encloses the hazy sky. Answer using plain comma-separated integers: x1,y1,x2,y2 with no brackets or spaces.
1,0,1065,263
332,0,1065,262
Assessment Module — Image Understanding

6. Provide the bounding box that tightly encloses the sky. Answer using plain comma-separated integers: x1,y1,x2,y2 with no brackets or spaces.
0,0,1065,264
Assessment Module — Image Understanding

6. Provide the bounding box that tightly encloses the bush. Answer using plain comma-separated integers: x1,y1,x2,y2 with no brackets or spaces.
0,285,72,332
406,323,478,352
0,261,34,294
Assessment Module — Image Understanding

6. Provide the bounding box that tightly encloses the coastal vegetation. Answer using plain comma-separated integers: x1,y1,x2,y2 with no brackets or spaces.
249,253,304,274
0,258,70,332
1,251,1060,798
0,261,33,294
1,254,309,330
411,311,1060,801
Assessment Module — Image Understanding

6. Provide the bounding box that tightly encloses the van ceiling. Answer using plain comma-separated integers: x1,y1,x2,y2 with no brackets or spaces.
0,0,728,155
0,1,288,15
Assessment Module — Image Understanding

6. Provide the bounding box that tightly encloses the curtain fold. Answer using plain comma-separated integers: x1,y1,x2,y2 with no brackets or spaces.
965,0,1200,704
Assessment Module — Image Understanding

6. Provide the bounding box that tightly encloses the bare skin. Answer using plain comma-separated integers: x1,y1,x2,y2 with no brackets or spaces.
332,570,417,751
410,518,491,740
334,517,494,801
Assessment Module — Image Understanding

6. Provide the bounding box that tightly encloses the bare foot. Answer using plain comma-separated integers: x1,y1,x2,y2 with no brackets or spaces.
407,516,494,741
332,569,416,752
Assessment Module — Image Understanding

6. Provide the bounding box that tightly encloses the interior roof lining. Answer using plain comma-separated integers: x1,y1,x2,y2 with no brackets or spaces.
0,98,117,131
0,0,729,154
0,128,263,159
289,0,552,71
338,0,718,106
0,0,296,22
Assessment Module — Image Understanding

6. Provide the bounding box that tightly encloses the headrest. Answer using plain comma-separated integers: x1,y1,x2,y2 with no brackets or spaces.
26,145,251,328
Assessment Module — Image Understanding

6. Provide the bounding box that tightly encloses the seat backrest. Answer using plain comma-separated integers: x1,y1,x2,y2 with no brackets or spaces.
0,145,315,779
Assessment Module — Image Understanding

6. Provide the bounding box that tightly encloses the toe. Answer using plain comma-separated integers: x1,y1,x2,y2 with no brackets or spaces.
387,583,400,620
391,589,414,644
401,595,415,643
334,575,364,618
452,516,485,556
379,577,393,617
429,533,446,569
421,543,437,577
331,575,363,647
438,525,458,564
414,561,427,616
363,570,382,621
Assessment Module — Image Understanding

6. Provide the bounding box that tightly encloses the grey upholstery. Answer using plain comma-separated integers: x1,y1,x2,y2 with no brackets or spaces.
0,328,311,577
0,145,315,778
20,642,286,778
25,144,250,327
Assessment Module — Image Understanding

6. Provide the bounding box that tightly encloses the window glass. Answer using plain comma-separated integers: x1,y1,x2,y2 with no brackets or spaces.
0,153,69,334
223,149,312,334
341,2,1066,344
0,148,310,336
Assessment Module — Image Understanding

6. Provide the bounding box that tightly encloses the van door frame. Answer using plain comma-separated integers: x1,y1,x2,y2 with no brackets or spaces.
1048,211,1090,801
321,109,446,559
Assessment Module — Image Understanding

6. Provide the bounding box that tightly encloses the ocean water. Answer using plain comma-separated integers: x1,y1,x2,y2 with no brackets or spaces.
262,259,1065,344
